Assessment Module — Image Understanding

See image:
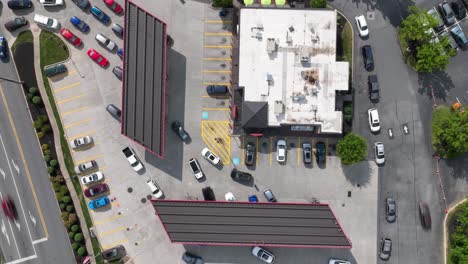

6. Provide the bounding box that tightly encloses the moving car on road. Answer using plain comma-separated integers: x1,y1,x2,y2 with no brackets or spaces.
182,252,203,264
374,142,385,165
230,169,253,183
5,17,28,32
74,160,97,174
379,238,392,260
354,15,369,37
419,202,432,229
188,158,204,179
7,0,32,9
61,28,82,47
385,198,396,223
69,135,93,149
252,246,275,263
84,183,108,198
201,147,220,166
172,121,189,142
1,196,17,220
91,6,110,23
102,245,127,261
88,196,110,210
87,48,109,67
80,171,104,186
276,139,286,163
70,16,90,32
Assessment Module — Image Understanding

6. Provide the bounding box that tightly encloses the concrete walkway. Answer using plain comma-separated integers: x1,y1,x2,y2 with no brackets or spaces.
31,28,96,264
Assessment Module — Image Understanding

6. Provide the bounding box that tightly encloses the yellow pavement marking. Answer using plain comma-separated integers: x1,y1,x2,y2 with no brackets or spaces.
205,32,232,36
203,58,232,61
205,20,232,23
203,82,231,86
94,214,123,226
68,130,95,140
204,45,232,49
102,239,129,250
57,94,86,105
75,154,104,165
0,85,48,237
256,137,259,165
99,226,126,237
64,118,92,129
203,70,232,73
202,123,229,162
201,108,230,111
241,136,245,165
61,106,89,117
49,70,77,80
201,121,231,164
297,137,301,166
269,137,273,165
202,95,230,99
54,82,81,92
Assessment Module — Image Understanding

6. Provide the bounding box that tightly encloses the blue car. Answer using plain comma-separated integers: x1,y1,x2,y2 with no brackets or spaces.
70,16,90,32
117,48,123,60
206,85,228,95
0,37,7,60
91,6,110,24
248,195,258,203
88,196,110,210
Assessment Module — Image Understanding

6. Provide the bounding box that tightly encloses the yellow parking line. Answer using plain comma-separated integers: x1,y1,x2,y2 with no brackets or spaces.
54,82,81,92
94,214,123,226
99,166,108,171
203,82,231,86
99,226,127,237
61,106,89,117
204,45,232,49
212,121,230,144
102,239,129,250
202,124,229,161
68,130,96,141
64,118,92,129
75,154,104,165
205,20,232,23
269,137,273,165
57,94,86,105
203,58,232,61
205,32,232,36
241,136,245,165
49,70,77,80
203,70,232,73
297,137,301,166
202,108,230,111
256,137,259,165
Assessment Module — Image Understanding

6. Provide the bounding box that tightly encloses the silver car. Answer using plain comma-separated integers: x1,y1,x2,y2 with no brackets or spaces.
69,136,93,149
95,33,116,51
74,160,97,174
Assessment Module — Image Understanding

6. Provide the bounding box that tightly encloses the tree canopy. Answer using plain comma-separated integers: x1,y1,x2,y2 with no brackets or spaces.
432,106,468,157
415,41,451,72
310,0,327,8
400,6,438,43
336,133,368,165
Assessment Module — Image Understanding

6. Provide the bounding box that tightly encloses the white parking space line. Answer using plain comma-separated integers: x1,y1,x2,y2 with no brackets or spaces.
4,254,37,264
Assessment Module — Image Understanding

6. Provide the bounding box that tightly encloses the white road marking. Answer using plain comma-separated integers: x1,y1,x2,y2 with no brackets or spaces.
1,219,11,245
32,237,47,245
14,219,20,232
10,159,19,174
0,168,5,180
4,254,37,264
28,211,36,227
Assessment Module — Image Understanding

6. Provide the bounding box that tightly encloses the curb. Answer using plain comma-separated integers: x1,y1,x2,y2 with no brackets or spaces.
443,198,468,264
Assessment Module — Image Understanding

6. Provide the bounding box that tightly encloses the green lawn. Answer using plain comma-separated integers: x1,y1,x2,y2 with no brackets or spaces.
39,31,104,264
341,22,353,63
11,30,33,55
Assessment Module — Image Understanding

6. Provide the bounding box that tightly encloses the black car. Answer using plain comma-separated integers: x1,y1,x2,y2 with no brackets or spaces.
230,169,253,183
315,141,326,164
206,85,228,95
302,142,312,164
182,252,203,264
106,104,121,120
439,1,456,25
0,37,8,60
202,187,215,201
171,121,189,142
102,245,126,261
5,17,28,32
362,45,374,71
385,198,396,223
245,143,255,166
419,202,431,229
368,75,380,102
263,189,277,202
112,66,122,80
8,0,32,9
451,0,466,19
71,0,89,10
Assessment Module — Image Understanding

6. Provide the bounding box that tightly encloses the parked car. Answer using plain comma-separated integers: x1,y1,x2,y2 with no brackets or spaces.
450,25,468,48
106,104,121,120
225,192,236,201
104,0,123,14
71,0,89,9
172,121,189,142
117,48,123,60
368,75,380,102
182,252,203,264
122,147,144,172
202,187,215,201
248,195,258,202
354,15,369,37
263,189,277,202
87,48,109,67
451,0,466,19
33,14,60,30
206,85,228,95
80,171,104,185
84,183,109,198
102,245,127,261
427,7,445,32
91,6,110,23
374,142,385,165
328,260,350,264
379,238,392,260
385,198,396,223
70,16,90,32
276,139,286,163
74,160,97,174
245,143,255,166
439,1,456,25
302,142,312,164
230,169,253,183
252,246,275,263
112,23,123,37
5,17,28,32
0,37,8,60
44,63,67,77
7,0,32,9
39,0,63,6
95,33,116,51
146,179,163,199
112,66,122,80
315,141,326,164
88,196,110,210
188,158,204,179
60,28,82,47
419,202,431,229
201,147,220,166
362,45,374,71
1,196,17,220
69,135,93,149
368,108,381,132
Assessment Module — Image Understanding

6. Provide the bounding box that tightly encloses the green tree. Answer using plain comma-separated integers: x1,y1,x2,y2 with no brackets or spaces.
41,124,51,134
50,159,58,167
310,0,327,8
77,247,87,256
71,225,80,232
47,166,55,175
62,196,71,204
212,0,232,8
400,6,438,43
74,233,84,242
432,106,468,157
336,133,368,165
71,242,79,251
32,96,42,105
415,41,451,72
29,87,39,95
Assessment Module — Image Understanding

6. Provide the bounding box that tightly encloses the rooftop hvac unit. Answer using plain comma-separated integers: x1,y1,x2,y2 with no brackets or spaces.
274,101,284,114
257,23,264,30
266,74,273,85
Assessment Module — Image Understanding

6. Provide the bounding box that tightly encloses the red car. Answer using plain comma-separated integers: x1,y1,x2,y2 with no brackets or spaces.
87,48,109,67
60,28,82,47
84,183,109,198
104,0,123,14
2,196,17,220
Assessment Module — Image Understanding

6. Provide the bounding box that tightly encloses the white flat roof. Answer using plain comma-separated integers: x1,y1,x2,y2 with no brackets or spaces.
238,8,349,133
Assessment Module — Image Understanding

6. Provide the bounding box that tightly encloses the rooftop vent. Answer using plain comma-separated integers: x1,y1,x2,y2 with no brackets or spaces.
274,101,284,114
266,38,277,54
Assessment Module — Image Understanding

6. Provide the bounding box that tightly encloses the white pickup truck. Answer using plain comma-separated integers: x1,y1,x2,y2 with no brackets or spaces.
122,147,144,172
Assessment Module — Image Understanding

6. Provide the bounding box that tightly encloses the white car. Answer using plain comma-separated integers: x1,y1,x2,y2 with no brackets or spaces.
80,171,104,186
201,147,220,166
95,34,116,51
39,0,63,6
374,142,385,165
367,108,381,133
329,259,351,264
33,14,60,30
276,139,286,163
69,136,93,149
224,192,236,201
74,160,97,174
146,179,163,199
188,158,204,180
252,246,275,263
354,15,369,37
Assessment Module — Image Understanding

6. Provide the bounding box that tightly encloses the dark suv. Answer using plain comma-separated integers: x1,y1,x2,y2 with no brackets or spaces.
230,169,253,183
315,141,326,165
245,143,255,166
362,45,374,71
451,0,467,19
368,75,380,102
202,187,215,201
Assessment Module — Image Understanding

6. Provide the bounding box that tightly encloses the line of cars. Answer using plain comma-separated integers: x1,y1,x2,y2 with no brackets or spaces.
273,139,326,166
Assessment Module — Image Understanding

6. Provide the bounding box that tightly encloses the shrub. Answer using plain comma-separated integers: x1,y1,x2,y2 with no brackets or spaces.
38,115,49,124
59,185,69,195
33,121,42,130
47,166,55,175
68,231,75,239
44,155,51,163
59,203,66,210
77,247,87,256
310,0,327,8
49,159,58,167
41,124,51,134
71,242,79,251
37,131,44,139
61,211,69,223
212,0,232,7
62,196,71,204
44,149,51,155
343,103,353,123
53,182,61,192
66,205,74,212
42,143,49,150
71,225,80,232
27,93,33,102
29,87,39,95
74,233,84,242
67,213,77,226
32,96,42,105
